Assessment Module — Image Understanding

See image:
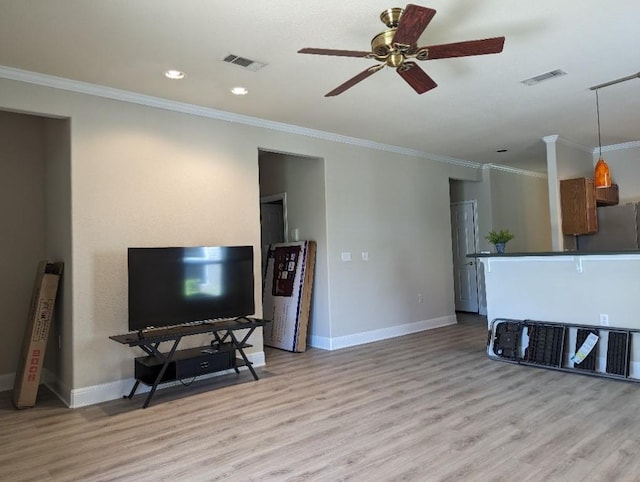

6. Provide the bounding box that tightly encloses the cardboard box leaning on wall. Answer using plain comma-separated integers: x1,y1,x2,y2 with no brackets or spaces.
263,241,316,353
13,261,64,409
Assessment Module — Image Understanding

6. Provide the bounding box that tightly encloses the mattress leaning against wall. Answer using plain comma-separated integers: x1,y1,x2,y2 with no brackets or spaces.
262,241,316,352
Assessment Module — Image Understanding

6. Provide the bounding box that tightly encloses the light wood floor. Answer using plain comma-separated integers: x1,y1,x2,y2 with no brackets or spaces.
2,313,640,481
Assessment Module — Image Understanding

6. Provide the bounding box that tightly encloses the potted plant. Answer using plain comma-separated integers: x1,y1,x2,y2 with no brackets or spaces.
485,229,514,253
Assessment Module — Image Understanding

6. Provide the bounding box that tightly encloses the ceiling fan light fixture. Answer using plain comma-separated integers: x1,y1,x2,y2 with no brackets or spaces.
388,53,405,68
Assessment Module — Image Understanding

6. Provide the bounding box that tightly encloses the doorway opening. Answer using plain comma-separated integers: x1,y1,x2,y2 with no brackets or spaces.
0,109,70,394
257,149,328,348
259,193,288,272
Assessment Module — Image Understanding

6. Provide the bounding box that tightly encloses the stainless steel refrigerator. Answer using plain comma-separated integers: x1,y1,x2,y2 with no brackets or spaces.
577,203,640,251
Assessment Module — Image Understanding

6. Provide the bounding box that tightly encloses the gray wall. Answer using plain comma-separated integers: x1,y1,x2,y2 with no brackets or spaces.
489,168,551,252
0,75,480,404
599,144,640,203
43,117,72,395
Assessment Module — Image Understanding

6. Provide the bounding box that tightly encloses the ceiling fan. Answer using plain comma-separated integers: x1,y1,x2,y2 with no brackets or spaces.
298,4,505,96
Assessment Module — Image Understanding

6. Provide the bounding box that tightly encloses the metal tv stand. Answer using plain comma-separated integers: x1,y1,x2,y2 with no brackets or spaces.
109,317,269,408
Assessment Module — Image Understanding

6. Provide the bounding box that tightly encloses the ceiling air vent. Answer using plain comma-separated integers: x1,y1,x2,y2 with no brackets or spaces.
521,69,567,86
222,54,266,72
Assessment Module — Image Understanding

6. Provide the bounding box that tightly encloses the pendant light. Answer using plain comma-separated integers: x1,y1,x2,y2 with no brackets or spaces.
589,72,640,188
593,88,611,188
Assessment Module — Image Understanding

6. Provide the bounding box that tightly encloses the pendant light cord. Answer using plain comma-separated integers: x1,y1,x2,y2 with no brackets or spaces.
590,72,640,159
596,89,602,158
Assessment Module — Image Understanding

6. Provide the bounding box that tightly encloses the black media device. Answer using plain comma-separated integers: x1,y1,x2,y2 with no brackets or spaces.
127,245,254,331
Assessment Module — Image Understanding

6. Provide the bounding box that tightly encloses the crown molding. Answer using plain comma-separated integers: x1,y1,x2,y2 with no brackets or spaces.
482,163,548,179
542,134,592,153
598,140,640,153
557,137,592,153
543,132,640,155
4,66,639,171
0,65,484,170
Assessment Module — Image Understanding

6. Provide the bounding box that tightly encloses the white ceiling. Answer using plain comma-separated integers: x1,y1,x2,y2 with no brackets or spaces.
0,0,639,173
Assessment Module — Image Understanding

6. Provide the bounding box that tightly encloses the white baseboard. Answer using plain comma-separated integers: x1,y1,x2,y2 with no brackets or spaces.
68,350,265,408
309,315,457,351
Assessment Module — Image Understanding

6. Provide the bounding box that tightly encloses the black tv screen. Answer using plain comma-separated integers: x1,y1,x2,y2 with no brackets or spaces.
128,246,255,331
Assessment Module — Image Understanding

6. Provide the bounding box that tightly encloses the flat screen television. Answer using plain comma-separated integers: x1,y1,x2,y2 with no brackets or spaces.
128,245,254,331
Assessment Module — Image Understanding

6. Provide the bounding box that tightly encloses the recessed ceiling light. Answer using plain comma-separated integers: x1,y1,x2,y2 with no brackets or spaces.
231,86,248,96
164,70,186,80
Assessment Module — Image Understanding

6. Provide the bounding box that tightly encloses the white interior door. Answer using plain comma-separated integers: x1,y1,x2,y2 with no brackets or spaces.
451,201,479,312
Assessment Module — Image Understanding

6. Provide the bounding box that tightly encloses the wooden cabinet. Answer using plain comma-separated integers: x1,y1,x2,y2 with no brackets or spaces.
560,178,598,235
560,178,619,235
595,183,619,206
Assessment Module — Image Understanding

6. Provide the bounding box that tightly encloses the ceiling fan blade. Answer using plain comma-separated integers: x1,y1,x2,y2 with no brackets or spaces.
397,62,437,94
298,48,371,58
392,4,437,47
325,65,384,97
421,37,505,60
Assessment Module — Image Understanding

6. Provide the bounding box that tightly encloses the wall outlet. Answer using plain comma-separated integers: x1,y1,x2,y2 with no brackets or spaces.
418,293,424,303
599,314,609,326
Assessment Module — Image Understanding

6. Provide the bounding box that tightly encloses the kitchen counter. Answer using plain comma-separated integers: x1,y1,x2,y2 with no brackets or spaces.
470,251,640,331
469,250,640,258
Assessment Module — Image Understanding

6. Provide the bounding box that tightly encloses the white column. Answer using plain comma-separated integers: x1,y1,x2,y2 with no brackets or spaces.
543,135,563,251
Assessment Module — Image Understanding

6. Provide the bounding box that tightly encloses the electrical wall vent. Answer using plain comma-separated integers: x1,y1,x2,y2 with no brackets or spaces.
222,54,266,72
521,69,567,86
